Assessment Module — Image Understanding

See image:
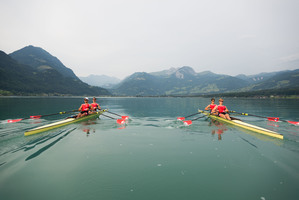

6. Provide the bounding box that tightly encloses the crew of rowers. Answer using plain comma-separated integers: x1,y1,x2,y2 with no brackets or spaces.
205,98,231,120
76,97,101,118
77,96,231,120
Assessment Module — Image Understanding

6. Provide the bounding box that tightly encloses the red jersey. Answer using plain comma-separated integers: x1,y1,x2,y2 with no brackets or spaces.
91,103,98,108
217,105,226,113
210,104,216,110
81,103,90,111
91,103,100,110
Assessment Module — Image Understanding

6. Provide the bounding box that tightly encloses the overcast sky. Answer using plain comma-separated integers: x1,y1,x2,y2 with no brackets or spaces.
0,0,298,79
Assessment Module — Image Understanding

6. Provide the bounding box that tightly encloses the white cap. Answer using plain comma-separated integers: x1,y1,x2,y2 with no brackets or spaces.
84,97,89,100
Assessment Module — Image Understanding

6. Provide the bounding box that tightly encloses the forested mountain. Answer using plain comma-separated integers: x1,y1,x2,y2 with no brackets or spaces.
0,46,110,96
112,67,299,96
10,46,78,79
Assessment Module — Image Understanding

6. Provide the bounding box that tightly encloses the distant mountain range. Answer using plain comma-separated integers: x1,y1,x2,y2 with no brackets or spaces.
0,46,110,96
111,66,299,96
1,45,298,97
79,75,121,88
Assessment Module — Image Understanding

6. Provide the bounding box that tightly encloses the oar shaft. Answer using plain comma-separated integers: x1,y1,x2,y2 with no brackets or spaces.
101,114,116,119
106,111,122,117
230,111,267,119
183,115,205,125
39,109,77,117
185,112,201,118
101,113,127,125
8,109,78,123
231,111,298,125
247,113,268,119
193,115,206,121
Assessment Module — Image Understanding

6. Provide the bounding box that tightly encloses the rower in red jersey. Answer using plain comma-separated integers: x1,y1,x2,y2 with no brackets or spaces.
76,97,92,118
205,98,217,115
90,97,101,113
212,98,231,120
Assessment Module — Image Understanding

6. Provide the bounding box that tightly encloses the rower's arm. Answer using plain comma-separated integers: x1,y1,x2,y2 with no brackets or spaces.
204,105,210,110
212,106,217,113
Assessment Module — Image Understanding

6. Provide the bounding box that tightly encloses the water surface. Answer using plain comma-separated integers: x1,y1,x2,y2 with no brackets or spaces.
0,97,298,200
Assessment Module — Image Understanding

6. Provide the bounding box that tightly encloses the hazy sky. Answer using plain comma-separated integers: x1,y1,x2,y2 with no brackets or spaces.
0,0,298,79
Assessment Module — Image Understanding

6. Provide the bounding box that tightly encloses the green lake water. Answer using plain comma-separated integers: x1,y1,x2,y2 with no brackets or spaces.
0,97,298,200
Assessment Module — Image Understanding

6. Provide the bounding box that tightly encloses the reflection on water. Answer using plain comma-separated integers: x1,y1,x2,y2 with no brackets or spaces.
209,119,228,140
82,128,95,136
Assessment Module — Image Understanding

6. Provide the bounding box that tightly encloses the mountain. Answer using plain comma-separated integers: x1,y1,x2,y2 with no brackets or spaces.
250,69,299,90
0,50,42,95
0,47,110,96
113,72,164,96
112,66,249,96
149,67,178,77
235,71,288,84
79,74,121,88
10,45,78,79
2,46,297,97
112,67,299,96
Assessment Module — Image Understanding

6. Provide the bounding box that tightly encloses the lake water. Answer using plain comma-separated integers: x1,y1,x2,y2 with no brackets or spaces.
0,97,298,200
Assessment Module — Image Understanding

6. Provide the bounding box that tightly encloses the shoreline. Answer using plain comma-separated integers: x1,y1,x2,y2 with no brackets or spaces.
0,95,298,99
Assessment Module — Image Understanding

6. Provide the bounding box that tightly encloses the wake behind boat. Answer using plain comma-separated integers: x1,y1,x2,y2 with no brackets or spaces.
198,109,284,140
24,110,106,136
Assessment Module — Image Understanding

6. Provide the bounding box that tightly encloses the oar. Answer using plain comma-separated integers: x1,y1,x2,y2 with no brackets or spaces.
183,116,206,126
106,111,129,120
101,114,126,125
7,109,78,123
177,112,201,121
230,111,299,125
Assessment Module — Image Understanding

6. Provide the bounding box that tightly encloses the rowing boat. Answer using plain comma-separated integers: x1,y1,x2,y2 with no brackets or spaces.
24,110,105,136
198,109,283,140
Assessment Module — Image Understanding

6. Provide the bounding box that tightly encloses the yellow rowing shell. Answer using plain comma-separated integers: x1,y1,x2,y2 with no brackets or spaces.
24,111,105,136
198,109,283,140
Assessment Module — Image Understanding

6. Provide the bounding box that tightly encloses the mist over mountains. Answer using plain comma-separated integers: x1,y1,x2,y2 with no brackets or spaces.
79,75,121,88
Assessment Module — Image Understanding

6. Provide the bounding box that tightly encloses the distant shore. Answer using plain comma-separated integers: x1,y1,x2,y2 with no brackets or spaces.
1,95,298,99
1,86,298,99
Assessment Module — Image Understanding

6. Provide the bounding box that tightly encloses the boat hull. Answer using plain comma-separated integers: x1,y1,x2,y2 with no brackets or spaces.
24,111,104,136
198,110,283,140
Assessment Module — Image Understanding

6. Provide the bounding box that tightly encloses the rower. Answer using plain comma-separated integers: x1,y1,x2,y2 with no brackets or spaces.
76,97,91,118
205,97,217,115
90,97,101,113
212,98,231,120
